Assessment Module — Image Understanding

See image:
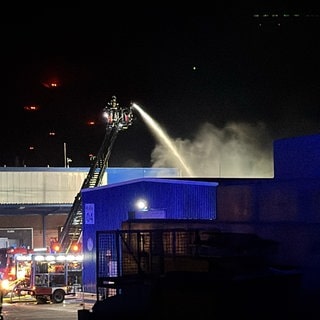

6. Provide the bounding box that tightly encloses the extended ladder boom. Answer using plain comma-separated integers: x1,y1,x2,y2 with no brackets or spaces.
58,96,134,253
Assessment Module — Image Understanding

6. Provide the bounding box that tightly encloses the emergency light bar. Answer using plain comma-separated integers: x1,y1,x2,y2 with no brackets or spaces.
16,254,83,262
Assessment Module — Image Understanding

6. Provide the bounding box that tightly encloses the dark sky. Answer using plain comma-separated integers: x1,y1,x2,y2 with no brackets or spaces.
1,10,320,176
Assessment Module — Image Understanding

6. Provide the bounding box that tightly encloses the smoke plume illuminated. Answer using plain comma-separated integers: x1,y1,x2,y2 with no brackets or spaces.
150,121,274,178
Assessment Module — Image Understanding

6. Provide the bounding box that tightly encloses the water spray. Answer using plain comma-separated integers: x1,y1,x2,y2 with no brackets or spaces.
132,103,194,176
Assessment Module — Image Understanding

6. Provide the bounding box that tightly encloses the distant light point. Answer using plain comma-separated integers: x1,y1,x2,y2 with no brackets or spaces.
42,78,61,88
24,105,40,111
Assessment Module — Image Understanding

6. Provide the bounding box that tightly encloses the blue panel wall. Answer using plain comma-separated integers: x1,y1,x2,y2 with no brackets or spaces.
107,167,180,184
274,134,320,179
81,178,218,292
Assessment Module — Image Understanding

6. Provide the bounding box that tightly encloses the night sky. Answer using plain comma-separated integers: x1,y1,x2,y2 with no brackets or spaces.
1,9,320,177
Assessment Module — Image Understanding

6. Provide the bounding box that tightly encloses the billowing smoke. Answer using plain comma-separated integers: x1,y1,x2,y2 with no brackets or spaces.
150,121,274,178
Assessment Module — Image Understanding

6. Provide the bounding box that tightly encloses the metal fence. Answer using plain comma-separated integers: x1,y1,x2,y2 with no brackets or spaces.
95,228,278,300
95,228,208,298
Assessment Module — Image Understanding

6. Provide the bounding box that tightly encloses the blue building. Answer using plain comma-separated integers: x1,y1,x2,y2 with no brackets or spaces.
81,178,218,292
80,133,320,304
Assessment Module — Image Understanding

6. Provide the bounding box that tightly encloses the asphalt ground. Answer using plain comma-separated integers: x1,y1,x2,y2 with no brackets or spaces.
1,293,96,320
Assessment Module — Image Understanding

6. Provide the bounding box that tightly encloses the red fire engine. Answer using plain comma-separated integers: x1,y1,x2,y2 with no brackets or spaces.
14,252,83,303
0,247,82,303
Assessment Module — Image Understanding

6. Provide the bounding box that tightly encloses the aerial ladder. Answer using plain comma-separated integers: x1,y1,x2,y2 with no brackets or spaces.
58,96,134,253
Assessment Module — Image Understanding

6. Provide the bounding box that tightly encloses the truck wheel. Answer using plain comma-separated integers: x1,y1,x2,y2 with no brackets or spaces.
52,289,65,303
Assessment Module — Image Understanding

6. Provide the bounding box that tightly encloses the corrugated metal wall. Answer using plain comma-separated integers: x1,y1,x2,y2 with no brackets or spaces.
0,168,89,204
81,178,218,292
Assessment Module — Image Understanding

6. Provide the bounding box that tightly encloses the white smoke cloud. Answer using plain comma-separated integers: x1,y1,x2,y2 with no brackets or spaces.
150,121,274,178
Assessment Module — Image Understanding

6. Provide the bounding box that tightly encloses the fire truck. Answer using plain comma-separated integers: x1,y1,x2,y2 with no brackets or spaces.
0,247,83,303
14,252,83,303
